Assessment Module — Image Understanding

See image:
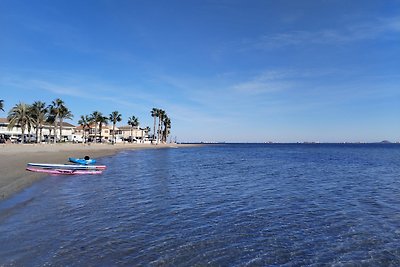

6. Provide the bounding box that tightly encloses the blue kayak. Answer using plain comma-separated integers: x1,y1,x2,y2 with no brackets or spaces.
69,157,97,165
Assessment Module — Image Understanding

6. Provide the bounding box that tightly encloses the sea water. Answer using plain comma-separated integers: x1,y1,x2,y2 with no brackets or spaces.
1,144,400,265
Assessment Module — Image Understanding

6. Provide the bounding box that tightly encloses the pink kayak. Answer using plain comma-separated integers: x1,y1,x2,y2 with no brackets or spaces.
26,167,103,175
27,163,106,170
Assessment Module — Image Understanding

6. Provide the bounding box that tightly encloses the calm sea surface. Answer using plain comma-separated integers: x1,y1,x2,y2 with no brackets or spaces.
1,144,400,266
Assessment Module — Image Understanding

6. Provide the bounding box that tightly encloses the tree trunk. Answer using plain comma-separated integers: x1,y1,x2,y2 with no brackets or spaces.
94,124,97,143
157,117,161,144
112,123,116,144
28,125,31,143
162,123,166,143
39,126,43,143
35,125,39,143
59,118,63,142
99,122,103,143
48,128,52,144
21,125,25,144
152,117,156,144
163,127,166,143
83,128,86,143
53,116,57,144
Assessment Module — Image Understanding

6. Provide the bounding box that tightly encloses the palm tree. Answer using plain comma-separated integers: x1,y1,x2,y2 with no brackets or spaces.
47,105,57,143
127,116,139,142
157,109,166,144
48,98,71,143
58,106,73,142
109,111,122,144
7,102,33,143
150,108,159,144
48,99,61,143
30,101,47,143
27,120,33,142
142,126,151,143
162,115,171,143
89,111,102,143
98,116,108,143
45,114,56,143
0,99,4,112
78,115,91,143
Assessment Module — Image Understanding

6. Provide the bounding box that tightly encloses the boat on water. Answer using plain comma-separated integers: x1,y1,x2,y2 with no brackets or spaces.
69,157,97,165
26,167,103,175
27,163,107,170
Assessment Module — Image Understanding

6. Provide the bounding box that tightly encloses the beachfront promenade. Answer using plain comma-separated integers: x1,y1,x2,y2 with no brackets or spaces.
0,143,198,200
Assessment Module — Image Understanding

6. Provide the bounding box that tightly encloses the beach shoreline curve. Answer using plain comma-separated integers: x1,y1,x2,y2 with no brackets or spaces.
0,143,200,201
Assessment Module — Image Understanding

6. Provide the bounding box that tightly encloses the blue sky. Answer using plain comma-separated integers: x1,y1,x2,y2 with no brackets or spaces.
1,0,399,143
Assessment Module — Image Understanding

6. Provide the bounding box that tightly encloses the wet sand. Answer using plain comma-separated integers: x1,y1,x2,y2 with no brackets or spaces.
0,143,198,200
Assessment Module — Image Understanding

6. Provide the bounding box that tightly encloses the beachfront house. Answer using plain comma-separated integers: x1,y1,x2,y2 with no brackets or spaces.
0,118,21,143
54,122,76,143
115,125,150,143
73,125,91,143
0,117,76,143
1,117,150,144
74,123,112,143
108,127,124,143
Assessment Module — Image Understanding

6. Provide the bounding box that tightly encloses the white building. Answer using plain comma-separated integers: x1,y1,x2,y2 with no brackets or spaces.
112,125,150,143
0,118,76,143
0,117,151,144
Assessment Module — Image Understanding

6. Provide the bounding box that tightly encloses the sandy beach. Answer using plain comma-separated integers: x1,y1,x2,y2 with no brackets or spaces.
0,143,198,201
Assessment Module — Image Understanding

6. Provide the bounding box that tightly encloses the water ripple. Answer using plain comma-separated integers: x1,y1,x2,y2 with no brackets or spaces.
1,144,400,265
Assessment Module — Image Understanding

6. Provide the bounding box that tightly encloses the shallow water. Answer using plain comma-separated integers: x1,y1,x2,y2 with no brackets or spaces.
1,144,400,265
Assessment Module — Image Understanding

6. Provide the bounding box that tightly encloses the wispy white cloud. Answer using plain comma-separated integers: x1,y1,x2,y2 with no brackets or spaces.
0,70,222,129
244,16,400,50
0,74,142,110
232,80,290,94
30,80,83,97
230,70,295,95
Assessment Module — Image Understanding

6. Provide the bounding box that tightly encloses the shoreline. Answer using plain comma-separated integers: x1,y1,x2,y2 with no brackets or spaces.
0,143,200,201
